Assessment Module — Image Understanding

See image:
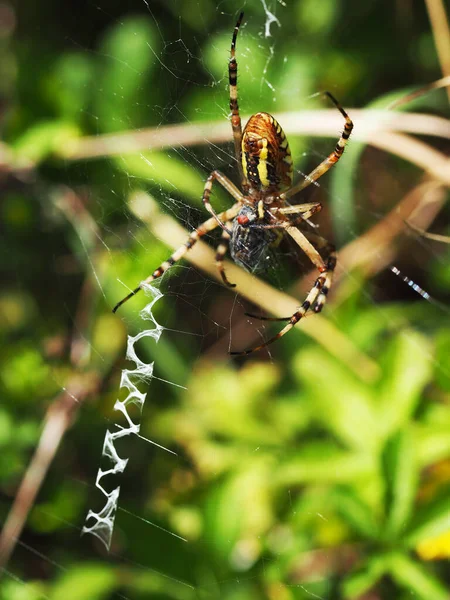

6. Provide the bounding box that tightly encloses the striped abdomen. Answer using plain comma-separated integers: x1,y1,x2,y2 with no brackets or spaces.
242,112,293,192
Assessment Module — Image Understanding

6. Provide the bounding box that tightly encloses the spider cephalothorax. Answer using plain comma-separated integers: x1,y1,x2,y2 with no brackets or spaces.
113,12,353,356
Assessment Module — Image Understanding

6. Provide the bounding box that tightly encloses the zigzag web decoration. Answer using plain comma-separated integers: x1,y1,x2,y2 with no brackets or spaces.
82,283,165,550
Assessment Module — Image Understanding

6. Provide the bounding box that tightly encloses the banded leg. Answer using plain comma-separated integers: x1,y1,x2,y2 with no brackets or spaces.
246,223,335,320
280,92,353,201
215,222,236,287
300,232,336,313
271,202,322,226
230,250,336,356
274,202,321,217
112,203,241,313
229,12,247,188
203,170,245,233
231,221,336,355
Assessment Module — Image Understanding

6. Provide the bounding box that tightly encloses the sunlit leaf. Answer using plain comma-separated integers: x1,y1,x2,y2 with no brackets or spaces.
377,331,432,439
382,428,418,539
275,443,376,485
12,121,80,163
331,486,379,540
116,152,209,208
342,554,388,599
50,564,117,600
406,491,450,549
386,553,448,600
95,16,159,132
293,348,377,450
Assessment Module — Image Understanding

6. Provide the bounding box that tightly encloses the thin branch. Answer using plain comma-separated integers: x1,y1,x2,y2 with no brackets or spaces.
0,374,100,570
405,222,450,244
335,178,447,281
369,131,450,187
59,109,450,161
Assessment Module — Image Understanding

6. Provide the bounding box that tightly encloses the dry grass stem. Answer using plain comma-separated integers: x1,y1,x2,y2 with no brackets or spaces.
61,109,450,161
387,75,450,109
405,222,450,244
335,179,447,282
0,375,100,570
370,132,450,186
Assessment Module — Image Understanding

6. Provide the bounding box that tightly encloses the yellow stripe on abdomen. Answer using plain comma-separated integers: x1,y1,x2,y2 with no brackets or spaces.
257,139,269,188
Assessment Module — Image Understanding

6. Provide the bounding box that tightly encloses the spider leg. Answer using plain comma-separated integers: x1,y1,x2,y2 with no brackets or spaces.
298,232,336,312
230,250,336,356
272,202,322,221
113,203,241,312
280,92,353,201
203,170,245,233
215,222,236,287
229,12,247,189
245,232,335,321
245,251,332,321
244,312,290,322
281,223,336,314
230,220,336,355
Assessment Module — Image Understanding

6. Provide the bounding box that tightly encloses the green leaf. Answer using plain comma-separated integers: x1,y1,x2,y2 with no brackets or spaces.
434,329,450,391
0,580,47,600
296,0,338,36
416,422,450,467
293,348,377,451
377,331,432,440
331,486,379,540
386,553,448,600
342,554,387,599
117,152,207,208
329,138,365,246
275,443,376,485
203,465,272,560
12,120,80,163
50,564,117,600
95,16,158,132
406,490,450,548
50,53,94,121
382,429,418,539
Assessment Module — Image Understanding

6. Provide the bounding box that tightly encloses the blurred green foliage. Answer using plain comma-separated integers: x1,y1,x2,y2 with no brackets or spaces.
1,0,450,599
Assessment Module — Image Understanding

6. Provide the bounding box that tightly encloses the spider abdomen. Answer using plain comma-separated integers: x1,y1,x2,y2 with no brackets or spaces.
242,112,293,192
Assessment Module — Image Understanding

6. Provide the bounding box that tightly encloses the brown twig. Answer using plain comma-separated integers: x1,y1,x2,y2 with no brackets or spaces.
369,131,450,186
0,374,100,569
387,75,450,109
405,222,450,244
335,178,447,282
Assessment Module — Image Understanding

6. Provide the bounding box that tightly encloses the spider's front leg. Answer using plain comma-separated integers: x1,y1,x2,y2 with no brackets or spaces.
202,170,244,234
112,203,241,313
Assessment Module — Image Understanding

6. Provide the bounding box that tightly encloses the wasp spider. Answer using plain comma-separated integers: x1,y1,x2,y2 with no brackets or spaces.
113,12,353,356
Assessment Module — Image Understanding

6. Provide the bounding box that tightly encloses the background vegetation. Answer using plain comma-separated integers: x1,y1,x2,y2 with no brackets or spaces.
1,0,449,598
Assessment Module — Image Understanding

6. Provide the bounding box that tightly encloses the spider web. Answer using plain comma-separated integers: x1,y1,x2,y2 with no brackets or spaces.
1,0,450,599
